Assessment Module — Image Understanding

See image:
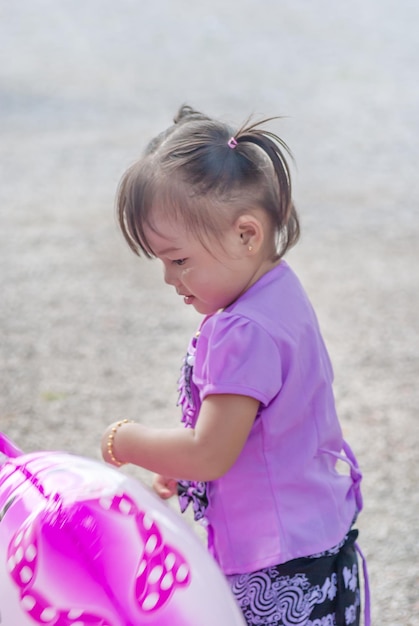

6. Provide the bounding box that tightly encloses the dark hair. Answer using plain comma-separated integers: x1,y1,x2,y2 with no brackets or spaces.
118,105,300,259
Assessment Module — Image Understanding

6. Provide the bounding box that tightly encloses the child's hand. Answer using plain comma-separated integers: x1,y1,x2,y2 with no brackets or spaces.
153,474,178,500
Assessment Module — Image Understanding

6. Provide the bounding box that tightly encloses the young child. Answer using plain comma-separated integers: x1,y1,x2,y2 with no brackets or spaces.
101,105,369,626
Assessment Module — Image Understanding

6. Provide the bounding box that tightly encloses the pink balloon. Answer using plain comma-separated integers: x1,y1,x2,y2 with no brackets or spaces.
0,433,245,626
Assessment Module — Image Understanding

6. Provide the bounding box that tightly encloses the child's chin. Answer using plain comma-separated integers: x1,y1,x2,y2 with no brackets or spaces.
192,302,216,315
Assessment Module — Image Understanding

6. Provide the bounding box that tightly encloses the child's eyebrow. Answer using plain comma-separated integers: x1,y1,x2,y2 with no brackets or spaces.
156,246,183,256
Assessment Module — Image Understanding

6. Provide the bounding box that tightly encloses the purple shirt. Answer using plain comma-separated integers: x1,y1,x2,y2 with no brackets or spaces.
178,261,362,575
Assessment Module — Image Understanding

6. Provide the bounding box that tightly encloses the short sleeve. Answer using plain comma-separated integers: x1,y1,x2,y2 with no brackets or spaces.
193,313,283,406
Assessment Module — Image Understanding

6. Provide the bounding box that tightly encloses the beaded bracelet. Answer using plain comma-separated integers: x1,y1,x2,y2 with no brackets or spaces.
107,419,134,466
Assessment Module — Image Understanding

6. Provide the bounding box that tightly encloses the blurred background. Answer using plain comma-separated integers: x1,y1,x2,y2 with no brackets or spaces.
1,1,418,623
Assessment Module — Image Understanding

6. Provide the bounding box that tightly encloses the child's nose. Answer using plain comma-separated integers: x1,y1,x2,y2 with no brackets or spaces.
163,264,178,286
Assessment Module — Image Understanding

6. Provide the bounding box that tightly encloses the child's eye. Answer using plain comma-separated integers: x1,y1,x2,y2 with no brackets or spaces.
173,258,187,266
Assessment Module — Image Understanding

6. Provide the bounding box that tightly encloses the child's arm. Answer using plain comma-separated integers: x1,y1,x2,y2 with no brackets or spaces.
101,394,259,482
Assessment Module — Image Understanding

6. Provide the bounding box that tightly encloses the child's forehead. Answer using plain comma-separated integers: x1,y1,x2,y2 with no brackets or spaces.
143,210,226,257
142,215,188,251
144,222,180,245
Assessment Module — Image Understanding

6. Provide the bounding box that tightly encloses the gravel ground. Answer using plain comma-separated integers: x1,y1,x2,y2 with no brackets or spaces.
1,2,418,624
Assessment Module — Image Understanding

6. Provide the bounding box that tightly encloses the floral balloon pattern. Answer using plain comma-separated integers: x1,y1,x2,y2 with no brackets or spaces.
0,433,245,626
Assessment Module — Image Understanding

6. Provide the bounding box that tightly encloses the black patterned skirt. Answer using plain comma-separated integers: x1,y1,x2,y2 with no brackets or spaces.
226,529,361,626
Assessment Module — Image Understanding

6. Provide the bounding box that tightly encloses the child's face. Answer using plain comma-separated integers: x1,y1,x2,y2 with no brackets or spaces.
143,215,258,315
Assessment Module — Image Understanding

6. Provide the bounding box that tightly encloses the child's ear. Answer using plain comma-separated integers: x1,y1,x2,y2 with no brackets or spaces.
235,214,264,252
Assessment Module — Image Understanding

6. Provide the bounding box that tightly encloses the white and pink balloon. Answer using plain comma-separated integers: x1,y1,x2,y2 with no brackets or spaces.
0,433,245,626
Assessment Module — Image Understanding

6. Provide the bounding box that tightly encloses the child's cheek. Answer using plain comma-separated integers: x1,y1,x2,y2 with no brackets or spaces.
181,267,194,283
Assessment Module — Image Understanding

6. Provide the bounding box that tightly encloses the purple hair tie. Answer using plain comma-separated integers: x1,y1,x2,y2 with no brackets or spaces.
227,137,238,149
